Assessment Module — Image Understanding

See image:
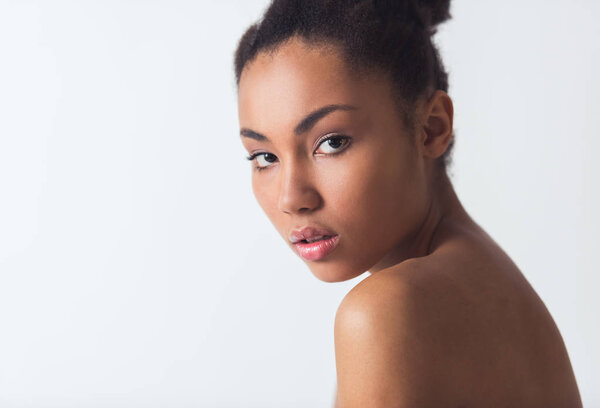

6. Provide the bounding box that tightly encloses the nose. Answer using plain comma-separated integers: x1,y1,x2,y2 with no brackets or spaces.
277,161,322,215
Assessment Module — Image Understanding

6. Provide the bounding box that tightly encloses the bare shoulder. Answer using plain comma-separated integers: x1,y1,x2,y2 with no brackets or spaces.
334,238,582,407
334,258,470,407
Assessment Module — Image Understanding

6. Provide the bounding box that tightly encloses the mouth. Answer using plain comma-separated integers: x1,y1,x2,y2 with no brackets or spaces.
299,235,335,244
293,234,340,261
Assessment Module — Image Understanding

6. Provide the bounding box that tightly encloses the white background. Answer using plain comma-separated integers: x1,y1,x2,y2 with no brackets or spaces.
0,1,598,407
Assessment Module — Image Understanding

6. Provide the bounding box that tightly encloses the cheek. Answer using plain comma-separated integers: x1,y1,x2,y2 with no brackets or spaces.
252,174,285,230
331,146,413,208
252,175,274,214
328,145,424,251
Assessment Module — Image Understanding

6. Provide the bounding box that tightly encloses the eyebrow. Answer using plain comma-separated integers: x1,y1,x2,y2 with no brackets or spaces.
240,104,357,142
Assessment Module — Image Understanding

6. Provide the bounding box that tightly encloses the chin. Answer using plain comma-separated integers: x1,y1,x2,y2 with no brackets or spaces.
308,264,366,283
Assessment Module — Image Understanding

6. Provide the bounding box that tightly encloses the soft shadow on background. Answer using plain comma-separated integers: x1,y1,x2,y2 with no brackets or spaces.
0,1,598,407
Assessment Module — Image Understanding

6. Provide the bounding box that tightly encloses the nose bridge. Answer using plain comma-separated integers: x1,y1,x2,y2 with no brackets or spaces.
278,156,320,214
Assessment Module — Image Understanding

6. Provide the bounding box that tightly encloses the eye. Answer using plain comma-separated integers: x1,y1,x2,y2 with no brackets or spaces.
246,152,278,171
245,134,352,172
315,134,351,155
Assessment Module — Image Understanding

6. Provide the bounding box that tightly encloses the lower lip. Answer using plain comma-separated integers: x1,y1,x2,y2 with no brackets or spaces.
294,235,340,261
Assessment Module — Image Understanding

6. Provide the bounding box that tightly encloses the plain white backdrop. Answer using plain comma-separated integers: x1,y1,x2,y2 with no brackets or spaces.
0,0,598,407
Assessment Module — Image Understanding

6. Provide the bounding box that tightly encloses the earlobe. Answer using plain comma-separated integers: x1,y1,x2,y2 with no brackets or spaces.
421,90,454,159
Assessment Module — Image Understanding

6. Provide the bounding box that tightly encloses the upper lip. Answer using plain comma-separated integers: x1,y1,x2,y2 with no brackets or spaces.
289,226,337,244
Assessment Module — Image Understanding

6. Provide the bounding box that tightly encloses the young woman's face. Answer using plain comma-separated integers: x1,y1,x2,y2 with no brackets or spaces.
237,37,431,282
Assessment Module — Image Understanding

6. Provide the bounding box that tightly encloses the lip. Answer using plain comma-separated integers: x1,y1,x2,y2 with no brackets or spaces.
289,226,338,244
289,226,339,261
293,235,340,261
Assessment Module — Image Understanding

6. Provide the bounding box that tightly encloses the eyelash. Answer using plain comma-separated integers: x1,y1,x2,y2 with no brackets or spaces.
245,134,352,172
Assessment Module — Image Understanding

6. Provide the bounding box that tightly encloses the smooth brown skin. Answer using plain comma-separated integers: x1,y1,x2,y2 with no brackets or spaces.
237,36,582,407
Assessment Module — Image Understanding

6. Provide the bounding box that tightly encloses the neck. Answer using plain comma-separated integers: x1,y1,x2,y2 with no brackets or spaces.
368,169,473,274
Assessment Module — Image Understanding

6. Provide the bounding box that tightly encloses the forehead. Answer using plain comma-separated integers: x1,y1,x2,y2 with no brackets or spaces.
237,37,392,132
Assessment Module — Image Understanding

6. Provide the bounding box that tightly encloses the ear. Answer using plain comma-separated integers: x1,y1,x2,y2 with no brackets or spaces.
418,90,454,160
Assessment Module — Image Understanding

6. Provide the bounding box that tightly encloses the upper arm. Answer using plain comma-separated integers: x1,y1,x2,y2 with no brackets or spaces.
333,272,451,407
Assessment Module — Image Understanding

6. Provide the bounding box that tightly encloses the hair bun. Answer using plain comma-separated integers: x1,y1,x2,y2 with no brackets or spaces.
415,0,451,27
373,0,451,30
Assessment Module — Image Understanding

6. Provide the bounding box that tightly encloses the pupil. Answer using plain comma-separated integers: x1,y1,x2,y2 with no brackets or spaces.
328,138,343,148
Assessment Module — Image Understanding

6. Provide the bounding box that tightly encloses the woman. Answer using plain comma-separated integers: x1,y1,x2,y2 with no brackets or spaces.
233,0,582,406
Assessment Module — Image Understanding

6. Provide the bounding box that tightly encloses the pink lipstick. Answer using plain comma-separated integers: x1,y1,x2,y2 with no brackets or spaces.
289,226,340,261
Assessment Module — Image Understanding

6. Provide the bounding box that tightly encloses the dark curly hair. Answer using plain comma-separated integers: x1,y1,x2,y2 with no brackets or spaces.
234,0,454,172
